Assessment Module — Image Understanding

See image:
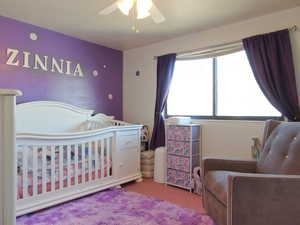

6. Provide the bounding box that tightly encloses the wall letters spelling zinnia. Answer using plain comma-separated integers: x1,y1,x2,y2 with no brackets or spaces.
5,48,85,77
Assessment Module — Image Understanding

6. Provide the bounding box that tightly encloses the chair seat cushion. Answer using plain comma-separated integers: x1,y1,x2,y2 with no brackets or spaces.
204,170,246,205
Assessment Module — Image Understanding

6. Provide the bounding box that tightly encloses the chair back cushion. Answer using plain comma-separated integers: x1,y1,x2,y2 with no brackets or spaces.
257,122,300,174
261,120,281,148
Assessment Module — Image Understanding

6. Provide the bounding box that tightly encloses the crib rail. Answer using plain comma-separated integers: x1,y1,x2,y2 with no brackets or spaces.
16,132,114,216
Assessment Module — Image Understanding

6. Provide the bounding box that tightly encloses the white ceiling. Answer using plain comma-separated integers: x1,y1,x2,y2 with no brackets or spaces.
1,0,300,50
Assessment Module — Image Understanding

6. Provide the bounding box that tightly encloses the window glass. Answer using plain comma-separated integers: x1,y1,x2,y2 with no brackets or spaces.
217,51,280,117
166,50,281,119
167,59,213,116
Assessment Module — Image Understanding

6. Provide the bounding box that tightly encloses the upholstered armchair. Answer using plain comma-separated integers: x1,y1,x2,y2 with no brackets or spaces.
202,120,300,225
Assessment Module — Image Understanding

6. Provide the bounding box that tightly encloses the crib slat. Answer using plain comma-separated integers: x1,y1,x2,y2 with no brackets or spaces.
59,145,64,190
22,147,28,199
74,144,79,185
51,146,55,192
32,146,38,196
88,142,92,182
42,146,47,194
101,139,104,178
82,143,86,184
95,141,99,180
107,138,111,177
67,145,71,187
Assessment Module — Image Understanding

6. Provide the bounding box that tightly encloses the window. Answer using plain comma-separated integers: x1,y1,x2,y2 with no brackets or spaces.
167,50,281,119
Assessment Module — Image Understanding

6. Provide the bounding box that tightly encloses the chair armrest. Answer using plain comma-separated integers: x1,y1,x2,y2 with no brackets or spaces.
202,157,257,176
227,173,300,225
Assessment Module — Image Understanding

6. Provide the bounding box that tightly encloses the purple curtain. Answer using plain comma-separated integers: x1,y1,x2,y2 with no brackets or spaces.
243,29,300,121
150,54,176,150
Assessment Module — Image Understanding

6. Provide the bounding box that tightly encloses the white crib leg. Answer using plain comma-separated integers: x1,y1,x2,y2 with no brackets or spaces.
0,89,22,225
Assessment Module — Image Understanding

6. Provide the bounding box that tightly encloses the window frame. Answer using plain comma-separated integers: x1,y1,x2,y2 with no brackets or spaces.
166,56,283,121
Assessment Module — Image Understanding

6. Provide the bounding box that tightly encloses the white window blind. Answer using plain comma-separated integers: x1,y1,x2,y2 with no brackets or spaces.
176,42,243,60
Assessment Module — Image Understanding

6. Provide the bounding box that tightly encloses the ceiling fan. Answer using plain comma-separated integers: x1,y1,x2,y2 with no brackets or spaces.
99,0,166,24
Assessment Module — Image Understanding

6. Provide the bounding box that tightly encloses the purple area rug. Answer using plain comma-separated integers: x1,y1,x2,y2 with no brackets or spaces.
17,188,216,225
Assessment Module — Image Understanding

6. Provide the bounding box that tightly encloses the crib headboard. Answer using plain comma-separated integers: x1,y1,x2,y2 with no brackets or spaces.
16,101,94,133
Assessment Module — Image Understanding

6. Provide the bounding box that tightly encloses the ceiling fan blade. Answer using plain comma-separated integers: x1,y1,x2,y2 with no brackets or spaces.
99,1,118,15
150,3,165,23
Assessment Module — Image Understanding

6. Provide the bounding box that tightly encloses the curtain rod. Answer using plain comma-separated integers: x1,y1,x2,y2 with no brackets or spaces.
153,25,298,59
289,25,298,32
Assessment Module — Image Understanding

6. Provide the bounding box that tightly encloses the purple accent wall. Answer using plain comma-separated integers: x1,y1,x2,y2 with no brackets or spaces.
0,16,123,119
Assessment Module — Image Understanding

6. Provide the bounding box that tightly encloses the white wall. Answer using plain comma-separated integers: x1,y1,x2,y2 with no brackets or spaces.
123,7,300,159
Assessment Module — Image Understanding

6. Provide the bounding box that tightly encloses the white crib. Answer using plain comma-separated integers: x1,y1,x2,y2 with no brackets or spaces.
14,101,143,216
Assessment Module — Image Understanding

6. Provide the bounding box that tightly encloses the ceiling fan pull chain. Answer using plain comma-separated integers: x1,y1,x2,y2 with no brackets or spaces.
131,5,140,33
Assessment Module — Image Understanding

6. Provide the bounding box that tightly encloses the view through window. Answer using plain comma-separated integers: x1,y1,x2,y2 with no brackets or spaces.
167,50,281,119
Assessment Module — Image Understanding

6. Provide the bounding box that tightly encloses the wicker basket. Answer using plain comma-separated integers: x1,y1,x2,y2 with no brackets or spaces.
141,150,154,178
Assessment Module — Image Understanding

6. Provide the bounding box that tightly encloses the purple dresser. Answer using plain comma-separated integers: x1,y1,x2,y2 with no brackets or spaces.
166,124,201,191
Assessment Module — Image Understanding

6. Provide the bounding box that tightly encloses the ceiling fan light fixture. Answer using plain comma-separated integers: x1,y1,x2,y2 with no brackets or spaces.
99,0,164,24
136,0,153,19
117,0,134,16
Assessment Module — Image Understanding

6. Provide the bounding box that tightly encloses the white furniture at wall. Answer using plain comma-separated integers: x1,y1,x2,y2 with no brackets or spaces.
154,147,166,183
165,124,202,191
15,101,142,216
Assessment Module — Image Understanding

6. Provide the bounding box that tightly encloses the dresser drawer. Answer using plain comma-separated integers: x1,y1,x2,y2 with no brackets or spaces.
167,125,200,141
167,169,191,188
167,141,190,156
167,155,190,172
118,131,138,150
167,140,199,156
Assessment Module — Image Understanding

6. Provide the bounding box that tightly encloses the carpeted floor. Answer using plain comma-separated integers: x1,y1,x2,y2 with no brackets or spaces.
123,178,206,213
17,188,215,225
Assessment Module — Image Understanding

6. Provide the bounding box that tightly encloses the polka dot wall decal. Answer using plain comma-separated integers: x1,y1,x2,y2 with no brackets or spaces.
30,32,38,41
108,94,113,100
92,70,99,77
